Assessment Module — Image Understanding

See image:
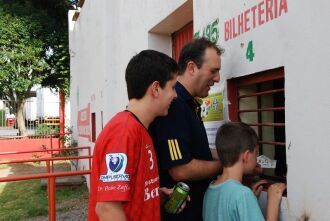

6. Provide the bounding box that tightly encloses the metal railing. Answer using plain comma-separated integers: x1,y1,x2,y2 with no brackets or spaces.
0,145,92,221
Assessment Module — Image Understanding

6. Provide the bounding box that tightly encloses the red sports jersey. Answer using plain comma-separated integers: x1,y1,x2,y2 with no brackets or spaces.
88,111,160,221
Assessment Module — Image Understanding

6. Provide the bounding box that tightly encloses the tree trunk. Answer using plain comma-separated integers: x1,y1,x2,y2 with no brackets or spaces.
16,101,27,136
59,89,65,148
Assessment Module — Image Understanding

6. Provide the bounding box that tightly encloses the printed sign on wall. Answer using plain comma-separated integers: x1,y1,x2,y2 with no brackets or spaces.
78,103,91,141
201,93,224,122
201,93,224,149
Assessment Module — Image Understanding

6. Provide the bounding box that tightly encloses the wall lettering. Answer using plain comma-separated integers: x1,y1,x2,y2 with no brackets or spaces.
194,18,219,43
224,0,288,41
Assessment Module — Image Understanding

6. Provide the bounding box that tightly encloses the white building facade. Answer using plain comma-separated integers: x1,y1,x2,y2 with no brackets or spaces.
69,1,330,220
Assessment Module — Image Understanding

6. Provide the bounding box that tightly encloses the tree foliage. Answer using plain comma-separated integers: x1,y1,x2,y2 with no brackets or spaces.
0,0,73,135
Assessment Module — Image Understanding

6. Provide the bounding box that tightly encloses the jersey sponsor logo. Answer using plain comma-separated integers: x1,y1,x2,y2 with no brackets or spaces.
144,186,159,201
168,139,182,161
100,153,129,182
98,184,130,193
144,176,159,187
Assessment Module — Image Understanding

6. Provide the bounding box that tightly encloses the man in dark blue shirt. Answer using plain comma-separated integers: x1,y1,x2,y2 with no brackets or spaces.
149,38,223,221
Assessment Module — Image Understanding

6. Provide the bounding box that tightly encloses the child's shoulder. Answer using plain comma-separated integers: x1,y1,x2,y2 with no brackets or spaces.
221,180,254,198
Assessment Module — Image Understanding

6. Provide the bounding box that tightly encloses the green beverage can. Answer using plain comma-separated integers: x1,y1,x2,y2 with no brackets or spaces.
164,182,190,214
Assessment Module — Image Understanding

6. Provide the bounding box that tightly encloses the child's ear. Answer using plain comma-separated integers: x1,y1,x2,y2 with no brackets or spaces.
242,150,250,164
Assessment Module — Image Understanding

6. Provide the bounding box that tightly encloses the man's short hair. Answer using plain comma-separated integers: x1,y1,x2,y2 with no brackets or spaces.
178,38,224,74
215,122,259,167
125,50,178,100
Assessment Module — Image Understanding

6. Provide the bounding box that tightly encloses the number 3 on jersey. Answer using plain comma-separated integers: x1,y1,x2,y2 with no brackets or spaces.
148,149,154,170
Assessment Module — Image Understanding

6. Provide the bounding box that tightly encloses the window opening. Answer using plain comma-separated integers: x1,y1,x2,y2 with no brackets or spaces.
228,67,286,182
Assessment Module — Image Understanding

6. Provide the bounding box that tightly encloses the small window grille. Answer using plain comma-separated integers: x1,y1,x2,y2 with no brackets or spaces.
228,67,286,182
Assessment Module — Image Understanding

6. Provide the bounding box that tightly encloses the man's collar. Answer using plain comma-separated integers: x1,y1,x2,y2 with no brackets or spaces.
175,81,194,101
176,82,203,105
176,82,203,118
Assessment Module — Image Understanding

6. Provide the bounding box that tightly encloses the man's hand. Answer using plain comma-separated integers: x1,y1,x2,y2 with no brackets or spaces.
159,187,191,214
159,187,173,205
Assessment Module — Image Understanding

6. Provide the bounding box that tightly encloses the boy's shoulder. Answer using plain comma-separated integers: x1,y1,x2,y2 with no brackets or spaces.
105,111,141,130
98,111,145,140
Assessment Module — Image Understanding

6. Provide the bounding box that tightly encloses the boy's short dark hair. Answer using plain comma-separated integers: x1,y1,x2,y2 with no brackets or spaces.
178,37,224,74
125,50,178,100
215,122,259,167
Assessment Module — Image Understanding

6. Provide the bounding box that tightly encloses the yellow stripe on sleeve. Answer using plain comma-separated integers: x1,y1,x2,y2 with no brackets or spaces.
170,139,178,160
168,140,175,160
174,139,182,159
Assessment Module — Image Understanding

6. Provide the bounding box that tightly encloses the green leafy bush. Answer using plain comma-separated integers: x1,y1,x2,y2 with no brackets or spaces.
35,123,59,135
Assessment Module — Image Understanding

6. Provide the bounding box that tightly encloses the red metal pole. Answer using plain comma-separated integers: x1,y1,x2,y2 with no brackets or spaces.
46,161,55,221
50,134,54,172
46,159,56,221
88,146,92,170
49,176,56,221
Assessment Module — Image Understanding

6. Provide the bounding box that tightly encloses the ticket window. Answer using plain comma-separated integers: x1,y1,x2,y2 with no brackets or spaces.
227,67,286,182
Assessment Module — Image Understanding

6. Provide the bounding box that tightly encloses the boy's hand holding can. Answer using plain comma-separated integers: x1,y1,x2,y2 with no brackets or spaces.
163,182,190,214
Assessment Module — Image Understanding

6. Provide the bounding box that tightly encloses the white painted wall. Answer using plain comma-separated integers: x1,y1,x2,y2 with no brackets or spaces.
36,88,59,118
69,0,189,182
24,97,37,121
70,0,330,220
197,0,330,220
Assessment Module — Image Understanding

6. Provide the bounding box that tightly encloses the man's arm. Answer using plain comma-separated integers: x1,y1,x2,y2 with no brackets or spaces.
95,202,126,221
168,159,221,181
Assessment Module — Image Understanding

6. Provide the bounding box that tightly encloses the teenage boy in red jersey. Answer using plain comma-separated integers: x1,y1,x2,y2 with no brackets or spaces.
88,50,179,221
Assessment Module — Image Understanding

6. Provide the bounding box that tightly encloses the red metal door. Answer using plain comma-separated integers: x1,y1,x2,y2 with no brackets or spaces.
172,22,193,62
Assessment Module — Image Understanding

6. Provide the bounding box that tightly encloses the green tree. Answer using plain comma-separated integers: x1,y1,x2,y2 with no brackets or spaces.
0,0,72,135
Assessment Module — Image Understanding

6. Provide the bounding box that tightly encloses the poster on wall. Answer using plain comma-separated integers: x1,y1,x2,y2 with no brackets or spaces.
77,103,91,141
201,92,224,149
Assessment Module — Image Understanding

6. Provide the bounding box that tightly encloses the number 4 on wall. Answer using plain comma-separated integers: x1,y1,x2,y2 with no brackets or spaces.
246,41,255,62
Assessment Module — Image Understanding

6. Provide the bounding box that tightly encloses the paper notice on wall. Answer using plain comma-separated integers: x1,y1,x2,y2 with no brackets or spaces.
201,92,225,149
204,121,224,149
257,155,277,168
201,92,224,122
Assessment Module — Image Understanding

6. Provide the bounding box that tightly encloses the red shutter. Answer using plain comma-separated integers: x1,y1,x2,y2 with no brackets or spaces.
91,112,96,142
172,22,193,62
